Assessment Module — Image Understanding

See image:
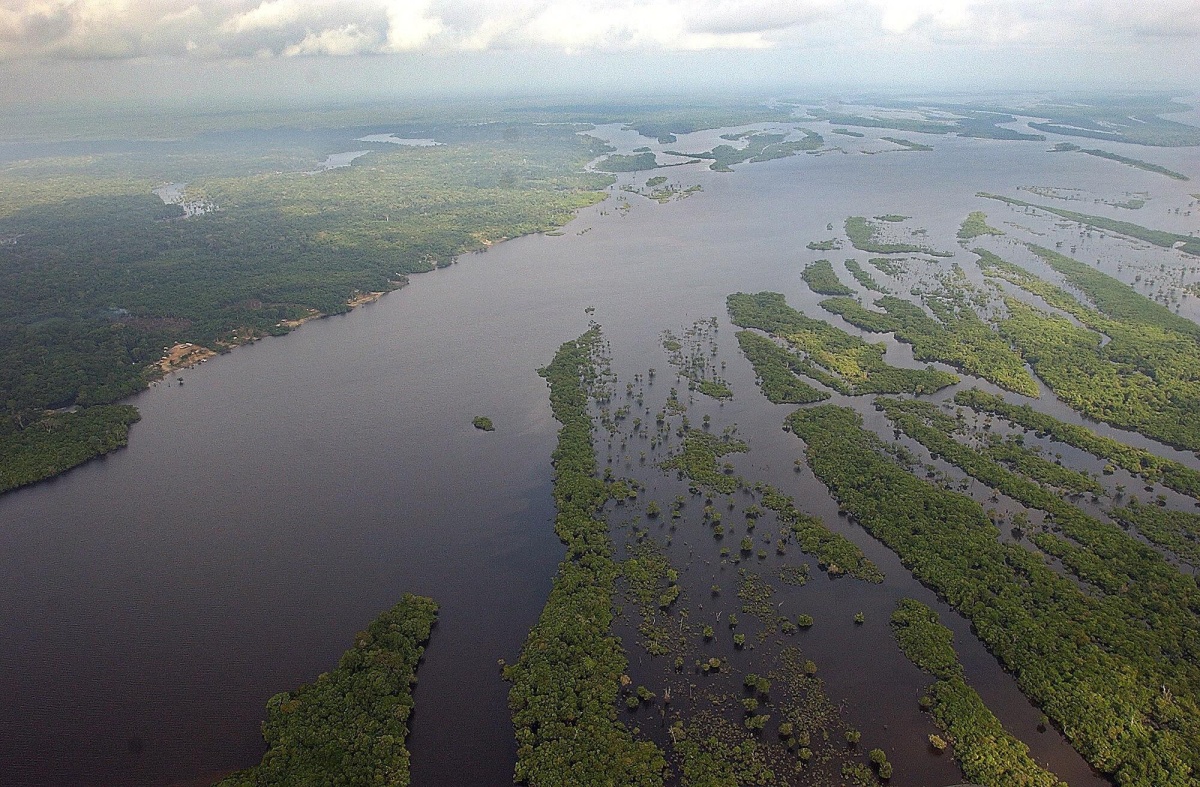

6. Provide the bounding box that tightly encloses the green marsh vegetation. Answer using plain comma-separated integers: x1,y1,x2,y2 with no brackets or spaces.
843,260,889,293
1020,95,1200,146
973,246,1200,450
805,239,841,251
788,404,1200,786
593,340,889,786
980,193,1200,256
661,319,732,400
844,216,953,257
814,94,1199,146
733,331,830,404
505,327,668,786
804,106,1045,142
660,428,747,495
624,179,702,204
613,104,797,144
818,268,1040,397
876,398,1200,777
645,367,879,583
1110,500,1200,567
216,594,438,787
472,415,495,431
621,537,686,657
867,257,907,277
890,599,1067,787
0,120,613,495
954,388,1200,499
801,259,855,296
956,211,1004,240
728,292,958,396
758,483,883,582
979,435,1103,496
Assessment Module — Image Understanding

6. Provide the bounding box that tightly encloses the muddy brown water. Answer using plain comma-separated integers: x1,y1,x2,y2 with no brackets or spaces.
3,119,1197,786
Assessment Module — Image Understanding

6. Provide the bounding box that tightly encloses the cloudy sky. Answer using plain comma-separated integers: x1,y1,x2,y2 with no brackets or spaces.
2,0,1198,109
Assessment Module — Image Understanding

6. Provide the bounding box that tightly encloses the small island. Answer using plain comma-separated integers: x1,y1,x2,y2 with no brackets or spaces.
473,416,495,431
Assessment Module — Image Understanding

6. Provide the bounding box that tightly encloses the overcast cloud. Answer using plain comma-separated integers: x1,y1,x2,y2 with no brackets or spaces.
2,0,1198,59
1,0,1197,108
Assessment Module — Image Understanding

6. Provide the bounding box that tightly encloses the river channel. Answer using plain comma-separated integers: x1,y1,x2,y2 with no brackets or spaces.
2,118,1198,786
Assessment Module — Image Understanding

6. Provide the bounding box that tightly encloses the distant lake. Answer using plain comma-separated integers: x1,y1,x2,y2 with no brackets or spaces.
308,150,371,173
2,120,1197,787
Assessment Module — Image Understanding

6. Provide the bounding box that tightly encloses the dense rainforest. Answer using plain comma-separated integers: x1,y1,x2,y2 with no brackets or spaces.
0,120,613,492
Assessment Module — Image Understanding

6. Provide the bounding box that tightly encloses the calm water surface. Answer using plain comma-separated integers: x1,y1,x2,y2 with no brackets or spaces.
2,122,1197,786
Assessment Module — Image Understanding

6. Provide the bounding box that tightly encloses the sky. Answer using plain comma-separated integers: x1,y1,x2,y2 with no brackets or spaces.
2,0,1199,111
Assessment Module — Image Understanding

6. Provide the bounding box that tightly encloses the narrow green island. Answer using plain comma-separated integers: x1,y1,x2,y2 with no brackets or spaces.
890,599,1066,787
1052,143,1190,180
881,136,933,152
217,594,438,787
728,291,959,395
973,246,1200,450
787,404,1200,785
801,259,855,296
980,193,1200,255
505,327,668,786
954,388,1200,499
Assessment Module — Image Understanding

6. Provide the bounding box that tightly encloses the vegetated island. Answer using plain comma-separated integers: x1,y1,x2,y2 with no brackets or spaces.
504,327,668,786
801,260,854,296
844,216,953,257
216,594,437,786
972,245,1200,450
661,319,733,399
595,151,661,172
815,255,1039,397
568,325,891,784
954,388,1200,500
843,259,889,293
808,94,1200,146
881,136,933,152
728,291,959,395
472,415,495,431
957,210,1004,240
979,193,1200,255
1050,142,1190,181
786,404,1200,785
890,599,1067,787
665,130,823,172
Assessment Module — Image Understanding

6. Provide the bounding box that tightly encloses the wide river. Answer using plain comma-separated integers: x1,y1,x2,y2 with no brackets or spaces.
2,119,1198,786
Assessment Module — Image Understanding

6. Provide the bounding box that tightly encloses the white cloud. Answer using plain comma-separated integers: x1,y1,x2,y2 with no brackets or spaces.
0,0,1195,62
383,0,444,51
284,22,378,55
222,0,305,35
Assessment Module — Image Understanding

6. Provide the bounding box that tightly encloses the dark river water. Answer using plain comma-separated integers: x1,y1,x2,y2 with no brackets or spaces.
1,120,1198,786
